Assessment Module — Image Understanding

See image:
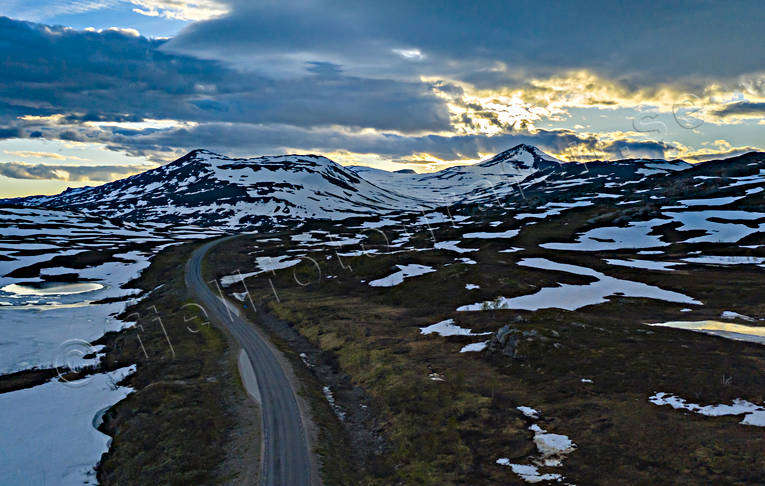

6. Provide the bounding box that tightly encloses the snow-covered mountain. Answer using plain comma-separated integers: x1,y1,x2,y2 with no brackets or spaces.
6,150,431,228
4,145,763,228
5,145,565,227
350,144,562,203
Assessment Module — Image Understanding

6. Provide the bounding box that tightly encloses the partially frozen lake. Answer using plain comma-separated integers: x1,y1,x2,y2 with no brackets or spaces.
0,366,135,486
0,207,217,485
1,282,104,296
648,320,765,345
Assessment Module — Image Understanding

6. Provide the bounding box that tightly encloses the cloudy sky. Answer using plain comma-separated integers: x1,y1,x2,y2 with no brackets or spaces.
1,1,763,197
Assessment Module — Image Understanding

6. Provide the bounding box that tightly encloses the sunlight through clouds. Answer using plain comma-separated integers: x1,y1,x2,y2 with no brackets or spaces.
393,48,425,61
0,2,763,195
0,161,153,181
128,0,229,21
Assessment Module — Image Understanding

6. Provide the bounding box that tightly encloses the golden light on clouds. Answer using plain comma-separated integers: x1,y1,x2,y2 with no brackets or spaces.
19,114,67,123
405,152,490,171
427,70,765,139
672,140,763,162
128,0,229,21
324,149,494,173
83,119,197,130
430,81,559,136
3,150,87,161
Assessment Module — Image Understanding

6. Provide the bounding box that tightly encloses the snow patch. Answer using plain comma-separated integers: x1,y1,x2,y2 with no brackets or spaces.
459,341,489,353
369,264,435,287
420,318,491,337
462,229,519,239
458,258,700,312
650,392,765,427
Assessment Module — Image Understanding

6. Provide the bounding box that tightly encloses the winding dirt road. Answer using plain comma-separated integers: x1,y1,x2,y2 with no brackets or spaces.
185,237,314,486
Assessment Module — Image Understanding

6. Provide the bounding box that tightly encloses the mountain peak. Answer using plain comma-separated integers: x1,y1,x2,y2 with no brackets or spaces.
510,143,540,152
169,149,223,168
478,144,561,169
506,144,559,160
187,148,221,158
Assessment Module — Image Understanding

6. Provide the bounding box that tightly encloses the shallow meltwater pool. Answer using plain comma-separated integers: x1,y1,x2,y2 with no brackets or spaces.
649,320,765,344
1,282,104,296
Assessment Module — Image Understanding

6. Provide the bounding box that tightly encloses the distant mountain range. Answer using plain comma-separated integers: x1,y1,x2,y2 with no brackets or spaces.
3,144,763,228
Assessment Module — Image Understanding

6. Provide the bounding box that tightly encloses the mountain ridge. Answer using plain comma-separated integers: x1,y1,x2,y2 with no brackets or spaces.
3,145,764,228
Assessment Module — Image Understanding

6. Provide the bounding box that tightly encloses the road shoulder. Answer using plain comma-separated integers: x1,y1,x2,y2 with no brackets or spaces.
95,241,261,485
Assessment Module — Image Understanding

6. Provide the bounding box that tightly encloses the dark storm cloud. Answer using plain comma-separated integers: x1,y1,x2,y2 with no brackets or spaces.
0,162,151,181
598,139,675,161
0,17,450,132
0,7,745,168
0,127,24,139
167,0,765,84
712,102,765,118
69,121,674,162
685,147,764,162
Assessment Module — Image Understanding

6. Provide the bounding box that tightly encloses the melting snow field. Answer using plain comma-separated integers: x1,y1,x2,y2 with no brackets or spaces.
515,200,595,221
541,208,765,250
220,255,302,286
0,207,213,483
649,392,765,427
458,258,701,312
369,264,435,287
0,366,135,485
678,196,744,206
0,302,132,374
604,258,682,271
541,219,668,251
664,210,765,244
0,255,151,374
682,255,765,265
0,247,151,373
462,229,519,239
433,240,477,253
